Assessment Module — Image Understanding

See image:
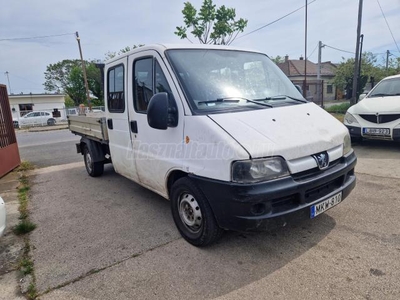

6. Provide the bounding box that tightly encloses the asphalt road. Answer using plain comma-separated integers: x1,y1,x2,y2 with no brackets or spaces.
25,140,400,300
16,129,81,167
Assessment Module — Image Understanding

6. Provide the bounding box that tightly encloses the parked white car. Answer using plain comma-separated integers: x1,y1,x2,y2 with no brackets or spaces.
0,196,6,237
344,74,400,141
14,111,56,128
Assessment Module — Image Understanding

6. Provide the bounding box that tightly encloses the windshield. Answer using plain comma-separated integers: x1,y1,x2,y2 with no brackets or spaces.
166,49,305,114
368,77,400,98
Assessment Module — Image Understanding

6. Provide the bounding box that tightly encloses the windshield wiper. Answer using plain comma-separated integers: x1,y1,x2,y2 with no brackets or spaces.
260,95,307,103
199,97,273,108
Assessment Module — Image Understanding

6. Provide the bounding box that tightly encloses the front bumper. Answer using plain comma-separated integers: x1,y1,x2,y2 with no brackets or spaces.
346,125,400,141
190,152,357,232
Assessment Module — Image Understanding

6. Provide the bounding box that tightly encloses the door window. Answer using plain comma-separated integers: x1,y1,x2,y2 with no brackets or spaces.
107,65,125,113
134,58,173,113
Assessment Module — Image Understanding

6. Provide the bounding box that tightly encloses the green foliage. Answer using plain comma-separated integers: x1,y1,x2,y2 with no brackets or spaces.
64,95,75,108
325,103,351,114
175,0,248,45
270,55,285,64
14,220,36,235
19,258,34,275
334,52,400,97
104,45,144,60
44,59,103,106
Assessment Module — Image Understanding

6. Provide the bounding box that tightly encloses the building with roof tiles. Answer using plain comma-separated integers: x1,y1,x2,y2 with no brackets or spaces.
277,55,338,103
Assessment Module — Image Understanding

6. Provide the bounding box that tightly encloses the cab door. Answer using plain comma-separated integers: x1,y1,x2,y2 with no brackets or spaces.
105,57,139,182
127,50,184,197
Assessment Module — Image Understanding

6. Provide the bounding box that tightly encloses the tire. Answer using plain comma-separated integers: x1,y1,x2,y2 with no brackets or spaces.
83,145,104,177
47,118,56,126
170,177,223,247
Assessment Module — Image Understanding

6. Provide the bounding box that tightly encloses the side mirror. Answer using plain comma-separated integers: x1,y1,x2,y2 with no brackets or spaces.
147,93,169,130
359,93,366,101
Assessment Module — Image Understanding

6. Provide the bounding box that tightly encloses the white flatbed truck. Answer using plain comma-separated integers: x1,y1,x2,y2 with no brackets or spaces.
69,44,356,246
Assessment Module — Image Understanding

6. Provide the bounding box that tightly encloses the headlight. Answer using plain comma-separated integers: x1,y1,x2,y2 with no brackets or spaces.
343,133,352,156
344,112,358,125
232,157,289,183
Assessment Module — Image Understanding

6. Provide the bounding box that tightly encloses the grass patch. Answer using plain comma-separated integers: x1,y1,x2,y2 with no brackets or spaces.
325,103,351,114
27,283,37,299
331,113,345,123
15,175,38,299
13,221,36,235
19,258,34,275
18,176,30,220
16,161,35,172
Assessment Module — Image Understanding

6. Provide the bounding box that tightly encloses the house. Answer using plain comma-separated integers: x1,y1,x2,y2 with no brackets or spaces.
8,93,66,122
277,56,337,102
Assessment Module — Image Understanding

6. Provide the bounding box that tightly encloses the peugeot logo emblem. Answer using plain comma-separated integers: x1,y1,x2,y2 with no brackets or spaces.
313,151,329,170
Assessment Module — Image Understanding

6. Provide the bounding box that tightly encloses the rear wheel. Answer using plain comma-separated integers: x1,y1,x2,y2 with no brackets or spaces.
83,145,104,177
170,177,223,247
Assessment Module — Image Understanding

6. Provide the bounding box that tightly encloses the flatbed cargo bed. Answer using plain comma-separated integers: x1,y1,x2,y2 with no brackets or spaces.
68,114,109,143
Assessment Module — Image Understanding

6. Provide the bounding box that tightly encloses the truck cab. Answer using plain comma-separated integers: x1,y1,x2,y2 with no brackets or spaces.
70,44,356,246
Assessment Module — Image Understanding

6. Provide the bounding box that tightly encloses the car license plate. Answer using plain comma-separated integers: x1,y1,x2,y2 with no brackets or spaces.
310,192,342,218
363,128,390,136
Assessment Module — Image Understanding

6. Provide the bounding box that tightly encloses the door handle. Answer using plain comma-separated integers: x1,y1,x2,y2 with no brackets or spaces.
130,120,138,133
107,119,113,130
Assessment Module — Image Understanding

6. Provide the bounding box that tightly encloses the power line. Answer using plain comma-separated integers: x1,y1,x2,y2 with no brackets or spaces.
236,0,317,40
0,32,75,42
307,43,318,59
376,0,400,53
324,44,355,54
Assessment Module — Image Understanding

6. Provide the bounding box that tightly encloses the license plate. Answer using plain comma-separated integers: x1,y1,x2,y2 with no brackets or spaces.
310,192,342,218
363,128,390,135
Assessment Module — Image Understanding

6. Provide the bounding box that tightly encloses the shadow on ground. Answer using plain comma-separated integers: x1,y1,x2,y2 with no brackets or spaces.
29,165,336,299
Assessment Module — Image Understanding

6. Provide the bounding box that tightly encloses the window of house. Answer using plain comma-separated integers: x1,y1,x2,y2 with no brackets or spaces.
19,104,33,116
107,65,125,113
327,84,333,94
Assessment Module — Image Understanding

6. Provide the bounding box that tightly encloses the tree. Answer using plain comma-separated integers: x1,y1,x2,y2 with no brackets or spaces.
333,52,391,100
175,0,248,45
44,59,103,106
104,45,144,60
270,55,285,64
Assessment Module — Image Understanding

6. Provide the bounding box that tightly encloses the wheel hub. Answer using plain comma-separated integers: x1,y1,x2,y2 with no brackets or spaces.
179,193,202,233
85,151,92,172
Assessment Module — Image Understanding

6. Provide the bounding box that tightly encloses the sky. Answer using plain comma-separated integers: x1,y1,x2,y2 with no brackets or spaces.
0,0,399,94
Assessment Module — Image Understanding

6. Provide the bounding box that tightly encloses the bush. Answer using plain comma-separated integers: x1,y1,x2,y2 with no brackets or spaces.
325,103,351,114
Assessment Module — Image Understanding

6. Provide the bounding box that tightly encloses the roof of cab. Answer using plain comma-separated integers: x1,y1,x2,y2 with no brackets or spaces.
105,43,265,64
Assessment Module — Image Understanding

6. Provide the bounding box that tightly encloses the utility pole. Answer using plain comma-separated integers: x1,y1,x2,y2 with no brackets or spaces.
317,41,325,106
4,71,12,94
75,31,91,110
386,50,390,72
303,0,308,99
351,0,363,105
356,34,364,103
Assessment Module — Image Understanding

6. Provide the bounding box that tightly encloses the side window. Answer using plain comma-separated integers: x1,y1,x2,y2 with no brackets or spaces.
155,61,172,95
134,58,153,112
134,58,174,113
107,65,125,113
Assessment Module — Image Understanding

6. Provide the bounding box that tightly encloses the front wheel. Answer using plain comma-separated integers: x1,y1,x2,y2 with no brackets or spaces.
47,118,56,126
83,145,104,177
170,177,223,247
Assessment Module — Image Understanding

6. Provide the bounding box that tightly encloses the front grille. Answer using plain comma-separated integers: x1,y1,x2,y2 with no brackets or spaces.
292,158,341,181
359,114,400,124
304,176,344,203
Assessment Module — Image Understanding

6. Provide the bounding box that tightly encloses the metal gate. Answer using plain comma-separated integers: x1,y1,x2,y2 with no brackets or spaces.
0,84,20,177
